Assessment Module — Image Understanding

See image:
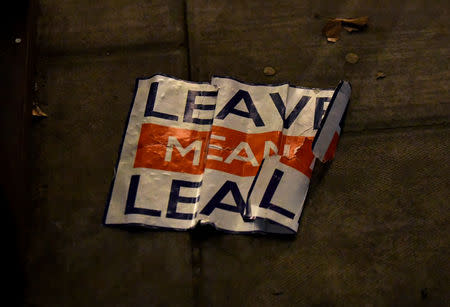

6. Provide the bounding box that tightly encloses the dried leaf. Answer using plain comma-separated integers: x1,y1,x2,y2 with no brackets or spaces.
322,16,368,42
322,19,342,42
335,16,369,27
376,72,386,79
32,104,48,117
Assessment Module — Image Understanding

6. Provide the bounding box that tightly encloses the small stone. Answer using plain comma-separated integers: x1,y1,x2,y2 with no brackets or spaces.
263,66,276,76
345,53,359,64
15,38,22,44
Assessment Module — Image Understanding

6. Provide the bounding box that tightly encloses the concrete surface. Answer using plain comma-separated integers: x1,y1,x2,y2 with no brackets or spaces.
28,0,449,306
187,0,449,131
29,51,193,306
197,126,449,306
37,0,185,54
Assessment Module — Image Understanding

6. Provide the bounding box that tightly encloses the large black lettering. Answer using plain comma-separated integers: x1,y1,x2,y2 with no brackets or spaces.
144,82,178,121
215,90,265,127
314,97,330,129
166,180,202,220
259,169,295,219
125,175,161,217
270,93,310,129
183,90,218,125
200,181,246,215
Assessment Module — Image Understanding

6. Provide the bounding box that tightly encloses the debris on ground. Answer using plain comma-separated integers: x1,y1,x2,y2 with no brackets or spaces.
345,53,359,64
322,16,369,42
322,19,342,42
32,104,48,117
263,66,276,76
376,72,386,79
338,17,369,32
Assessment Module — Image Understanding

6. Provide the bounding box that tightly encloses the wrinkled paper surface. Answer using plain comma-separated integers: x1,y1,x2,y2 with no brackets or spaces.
104,75,351,234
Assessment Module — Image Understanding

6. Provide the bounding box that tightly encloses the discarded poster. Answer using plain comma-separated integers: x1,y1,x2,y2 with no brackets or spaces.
104,74,351,234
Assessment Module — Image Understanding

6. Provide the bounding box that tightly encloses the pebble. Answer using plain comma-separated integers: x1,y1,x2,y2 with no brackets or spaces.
263,66,276,76
345,53,359,64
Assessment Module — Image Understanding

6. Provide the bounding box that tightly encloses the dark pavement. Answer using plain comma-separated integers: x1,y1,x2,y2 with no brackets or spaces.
26,0,449,306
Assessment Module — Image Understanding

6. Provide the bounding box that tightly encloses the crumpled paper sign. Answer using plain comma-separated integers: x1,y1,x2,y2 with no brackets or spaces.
104,75,351,234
